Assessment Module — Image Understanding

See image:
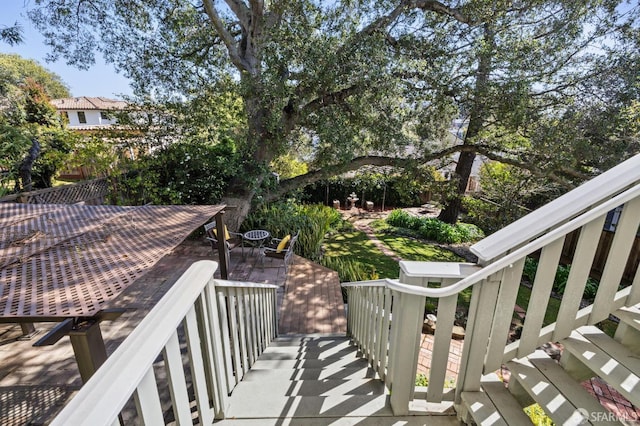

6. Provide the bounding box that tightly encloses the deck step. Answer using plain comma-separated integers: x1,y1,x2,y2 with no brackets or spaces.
461,374,531,426
561,325,640,407
242,364,376,381
613,305,640,353
507,350,622,425
614,305,640,332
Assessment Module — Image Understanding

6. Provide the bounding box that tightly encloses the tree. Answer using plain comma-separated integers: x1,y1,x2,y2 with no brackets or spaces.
0,79,72,191
0,53,70,100
0,22,23,45
28,1,639,227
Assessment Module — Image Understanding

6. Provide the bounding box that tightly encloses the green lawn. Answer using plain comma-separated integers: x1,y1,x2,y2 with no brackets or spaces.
322,227,400,279
375,232,464,263
322,220,466,280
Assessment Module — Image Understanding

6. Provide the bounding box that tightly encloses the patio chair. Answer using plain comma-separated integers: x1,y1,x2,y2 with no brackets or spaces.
204,221,244,256
261,231,299,272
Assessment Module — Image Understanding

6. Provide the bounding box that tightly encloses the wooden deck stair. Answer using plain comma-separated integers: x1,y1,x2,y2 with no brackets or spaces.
215,335,459,425
461,305,640,425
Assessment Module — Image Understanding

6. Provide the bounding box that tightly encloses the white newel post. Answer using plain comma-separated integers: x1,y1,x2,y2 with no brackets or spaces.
386,290,426,415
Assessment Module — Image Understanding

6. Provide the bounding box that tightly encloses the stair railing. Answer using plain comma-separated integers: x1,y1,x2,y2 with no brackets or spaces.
343,156,640,416
51,260,279,425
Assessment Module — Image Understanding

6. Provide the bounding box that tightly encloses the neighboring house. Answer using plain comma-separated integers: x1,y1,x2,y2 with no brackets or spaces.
50,96,128,129
51,97,130,180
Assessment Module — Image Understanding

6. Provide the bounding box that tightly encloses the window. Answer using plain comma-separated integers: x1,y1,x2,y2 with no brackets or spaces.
77,111,87,124
100,111,109,120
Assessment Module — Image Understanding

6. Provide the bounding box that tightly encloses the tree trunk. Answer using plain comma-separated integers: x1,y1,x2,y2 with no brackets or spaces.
438,24,494,224
438,150,476,223
19,138,41,193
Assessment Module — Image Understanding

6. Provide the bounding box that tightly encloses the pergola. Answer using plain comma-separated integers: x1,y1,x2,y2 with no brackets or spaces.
0,202,226,381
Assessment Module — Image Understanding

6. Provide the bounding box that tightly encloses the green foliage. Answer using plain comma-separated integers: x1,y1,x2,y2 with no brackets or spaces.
385,209,484,244
119,140,239,205
524,404,554,426
243,202,342,260
0,78,73,191
67,135,120,179
461,162,551,235
522,258,600,300
415,374,429,387
270,154,308,179
0,53,69,99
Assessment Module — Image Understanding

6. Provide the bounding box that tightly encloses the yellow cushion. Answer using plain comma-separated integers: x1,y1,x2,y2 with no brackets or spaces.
276,234,291,253
213,226,231,241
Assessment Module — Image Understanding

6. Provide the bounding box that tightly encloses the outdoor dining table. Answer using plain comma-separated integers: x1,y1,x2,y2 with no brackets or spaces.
243,229,270,257
0,202,226,382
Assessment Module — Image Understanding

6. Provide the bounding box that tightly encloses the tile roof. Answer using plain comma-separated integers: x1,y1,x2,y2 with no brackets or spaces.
50,96,128,111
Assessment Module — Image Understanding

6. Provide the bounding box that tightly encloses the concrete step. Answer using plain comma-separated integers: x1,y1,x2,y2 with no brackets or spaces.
561,325,640,407
507,350,621,425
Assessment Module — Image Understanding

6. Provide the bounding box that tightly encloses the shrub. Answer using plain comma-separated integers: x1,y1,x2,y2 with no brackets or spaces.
522,258,600,300
243,201,341,260
385,209,484,244
321,256,379,282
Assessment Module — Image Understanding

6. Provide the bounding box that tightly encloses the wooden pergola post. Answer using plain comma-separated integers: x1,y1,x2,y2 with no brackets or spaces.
214,211,230,279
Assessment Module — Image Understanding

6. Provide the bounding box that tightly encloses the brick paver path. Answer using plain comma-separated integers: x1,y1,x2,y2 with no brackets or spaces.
277,255,347,335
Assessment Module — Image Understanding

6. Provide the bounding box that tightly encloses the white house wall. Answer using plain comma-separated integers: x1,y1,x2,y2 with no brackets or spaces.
65,110,118,128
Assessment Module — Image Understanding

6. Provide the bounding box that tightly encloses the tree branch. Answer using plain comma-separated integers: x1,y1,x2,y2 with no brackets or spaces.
202,0,248,71
413,0,472,24
265,142,592,202
299,85,361,115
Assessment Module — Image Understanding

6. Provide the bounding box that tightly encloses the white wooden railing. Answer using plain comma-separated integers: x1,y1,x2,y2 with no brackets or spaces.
343,154,640,416
51,260,278,425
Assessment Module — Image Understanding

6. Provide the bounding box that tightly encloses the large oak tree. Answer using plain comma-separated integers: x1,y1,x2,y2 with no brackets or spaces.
28,0,639,226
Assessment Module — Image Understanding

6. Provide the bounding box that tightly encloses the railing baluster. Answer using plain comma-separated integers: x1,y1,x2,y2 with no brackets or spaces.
228,289,243,382
518,238,564,357
364,287,374,361
427,277,458,402
379,287,392,380
216,289,235,393
162,331,193,425
184,305,215,425
134,368,164,425
203,284,230,418
484,259,525,373
553,216,606,341
372,286,382,371
387,291,425,415
455,276,501,402
591,197,640,323
237,288,252,369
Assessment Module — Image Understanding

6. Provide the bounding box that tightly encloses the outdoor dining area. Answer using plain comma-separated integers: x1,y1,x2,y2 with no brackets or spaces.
0,202,235,423
202,221,299,273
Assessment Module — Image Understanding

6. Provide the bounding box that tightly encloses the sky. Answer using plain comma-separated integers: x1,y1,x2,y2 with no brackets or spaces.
1,1,133,99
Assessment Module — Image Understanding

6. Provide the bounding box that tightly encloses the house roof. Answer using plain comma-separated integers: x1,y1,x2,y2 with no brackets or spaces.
50,96,128,111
